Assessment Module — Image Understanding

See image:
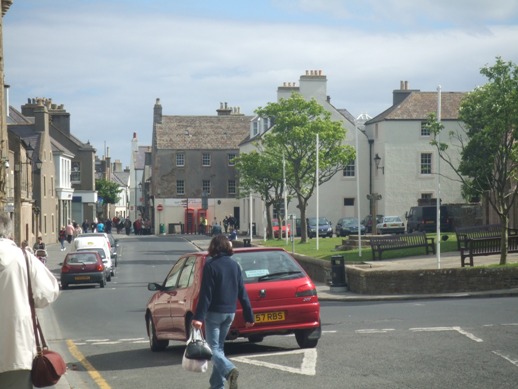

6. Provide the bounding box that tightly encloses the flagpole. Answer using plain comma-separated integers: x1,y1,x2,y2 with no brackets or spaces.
316,133,319,251
355,119,362,256
283,153,288,244
436,85,442,269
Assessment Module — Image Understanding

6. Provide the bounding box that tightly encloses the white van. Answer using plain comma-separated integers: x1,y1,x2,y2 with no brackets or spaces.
74,236,114,276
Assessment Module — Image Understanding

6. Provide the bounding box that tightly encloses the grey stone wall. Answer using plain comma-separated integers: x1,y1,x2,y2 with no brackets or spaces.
292,252,518,295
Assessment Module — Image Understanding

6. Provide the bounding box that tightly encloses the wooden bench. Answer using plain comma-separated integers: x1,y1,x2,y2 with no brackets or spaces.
455,224,503,250
369,232,435,261
460,235,518,267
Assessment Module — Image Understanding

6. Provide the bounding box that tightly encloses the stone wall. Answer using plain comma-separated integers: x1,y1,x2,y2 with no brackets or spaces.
292,253,518,295
345,266,518,295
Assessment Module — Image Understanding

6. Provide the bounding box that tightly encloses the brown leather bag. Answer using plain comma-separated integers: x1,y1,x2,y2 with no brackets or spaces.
23,249,67,387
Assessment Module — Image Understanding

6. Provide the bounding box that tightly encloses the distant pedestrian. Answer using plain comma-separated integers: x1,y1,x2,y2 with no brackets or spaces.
65,221,75,244
223,217,229,233
82,219,89,233
58,226,66,251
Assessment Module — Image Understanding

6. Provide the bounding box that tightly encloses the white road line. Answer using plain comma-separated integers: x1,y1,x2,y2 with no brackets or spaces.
409,327,483,342
119,338,146,341
492,351,518,367
232,349,317,376
356,329,395,334
90,341,121,345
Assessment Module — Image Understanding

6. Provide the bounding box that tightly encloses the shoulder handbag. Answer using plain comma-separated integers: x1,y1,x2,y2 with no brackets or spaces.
184,325,213,360
23,250,67,388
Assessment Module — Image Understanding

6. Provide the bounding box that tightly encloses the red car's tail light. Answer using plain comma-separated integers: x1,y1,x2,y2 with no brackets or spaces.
61,265,71,273
96,264,104,272
295,283,317,297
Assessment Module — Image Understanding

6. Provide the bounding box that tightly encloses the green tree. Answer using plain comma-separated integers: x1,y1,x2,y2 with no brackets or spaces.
428,57,518,264
95,179,121,219
234,150,287,239
255,93,355,243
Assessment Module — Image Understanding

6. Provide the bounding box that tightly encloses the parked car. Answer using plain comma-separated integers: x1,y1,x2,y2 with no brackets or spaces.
77,232,119,266
272,218,291,238
335,217,366,237
376,216,405,234
145,247,321,351
76,247,113,280
60,251,108,289
405,205,453,233
306,217,333,238
361,214,384,233
74,235,114,276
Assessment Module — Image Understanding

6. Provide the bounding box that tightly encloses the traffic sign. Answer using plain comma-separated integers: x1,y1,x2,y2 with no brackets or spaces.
157,204,164,212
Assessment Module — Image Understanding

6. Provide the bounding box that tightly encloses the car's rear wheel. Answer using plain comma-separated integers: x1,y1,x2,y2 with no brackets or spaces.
100,276,106,288
295,327,320,349
61,283,68,290
147,317,168,352
107,272,112,282
248,335,264,343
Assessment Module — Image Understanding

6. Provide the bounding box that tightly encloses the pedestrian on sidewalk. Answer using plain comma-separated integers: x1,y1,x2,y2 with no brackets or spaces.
191,234,255,389
0,212,60,389
58,226,66,251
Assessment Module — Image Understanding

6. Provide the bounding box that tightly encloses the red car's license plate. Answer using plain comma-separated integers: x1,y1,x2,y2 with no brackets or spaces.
254,311,285,323
75,276,90,280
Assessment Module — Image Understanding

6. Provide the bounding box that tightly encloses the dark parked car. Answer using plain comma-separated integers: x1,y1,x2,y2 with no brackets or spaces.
145,247,321,351
335,217,366,237
60,251,108,289
306,217,333,238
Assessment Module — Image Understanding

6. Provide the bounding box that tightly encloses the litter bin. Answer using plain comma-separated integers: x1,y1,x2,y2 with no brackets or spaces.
159,223,165,235
243,238,251,247
330,255,346,290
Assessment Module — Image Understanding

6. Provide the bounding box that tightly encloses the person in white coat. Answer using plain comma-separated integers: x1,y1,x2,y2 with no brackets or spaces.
0,213,60,389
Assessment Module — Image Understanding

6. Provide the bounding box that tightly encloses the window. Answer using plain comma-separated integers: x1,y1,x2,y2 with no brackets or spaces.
176,180,185,195
421,153,432,174
228,153,236,166
344,198,355,206
343,161,355,177
421,193,433,200
202,153,211,167
177,257,196,288
421,122,430,136
176,153,185,167
164,257,187,289
228,180,236,195
202,180,211,194
252,121,258,137
71,161,81,182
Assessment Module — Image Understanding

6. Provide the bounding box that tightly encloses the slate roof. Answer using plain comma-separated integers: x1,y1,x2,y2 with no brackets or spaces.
112,170,130,187
155,115,253,150
367,91,466,124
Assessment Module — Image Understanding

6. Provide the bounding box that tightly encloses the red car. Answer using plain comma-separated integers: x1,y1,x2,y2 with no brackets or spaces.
60,251,108,289
145,247,321,351
272,218,291,238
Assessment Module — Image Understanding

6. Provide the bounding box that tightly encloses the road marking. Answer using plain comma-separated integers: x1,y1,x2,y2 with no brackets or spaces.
409,327,483,342
67,339,112,389
232,348,317,376
492,350,518,367
356,329,395,334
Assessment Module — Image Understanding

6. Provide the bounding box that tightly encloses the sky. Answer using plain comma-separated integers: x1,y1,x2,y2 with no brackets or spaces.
4,0,518,168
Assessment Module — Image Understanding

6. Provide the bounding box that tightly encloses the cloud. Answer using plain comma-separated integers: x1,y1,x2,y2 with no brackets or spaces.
4,1,518,165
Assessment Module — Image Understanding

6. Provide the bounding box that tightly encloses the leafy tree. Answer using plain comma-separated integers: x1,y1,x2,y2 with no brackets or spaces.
234,150,288,239
255,93,355,243
428,57,518,264
95,179,121,218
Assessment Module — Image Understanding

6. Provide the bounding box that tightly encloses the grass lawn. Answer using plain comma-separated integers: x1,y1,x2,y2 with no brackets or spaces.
256,233,459,263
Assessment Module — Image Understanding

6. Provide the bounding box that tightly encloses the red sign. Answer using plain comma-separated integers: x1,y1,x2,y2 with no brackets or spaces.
157,204,164,212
